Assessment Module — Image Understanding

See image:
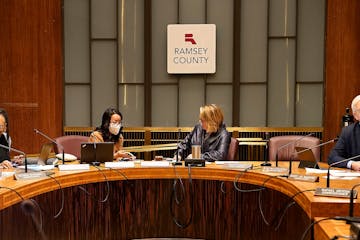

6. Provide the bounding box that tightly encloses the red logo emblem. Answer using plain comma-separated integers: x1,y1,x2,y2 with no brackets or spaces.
185,33,196,44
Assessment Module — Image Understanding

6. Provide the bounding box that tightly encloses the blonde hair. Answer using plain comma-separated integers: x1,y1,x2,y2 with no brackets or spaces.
199,104,224,133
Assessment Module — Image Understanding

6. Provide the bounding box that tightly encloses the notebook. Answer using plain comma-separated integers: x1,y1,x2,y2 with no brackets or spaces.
80,142,114,163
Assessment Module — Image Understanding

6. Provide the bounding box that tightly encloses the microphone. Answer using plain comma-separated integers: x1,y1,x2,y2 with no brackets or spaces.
34,128,65,164
296,137,339,155
326,153,360,188
173,128,182,166
261,132,271,166
275,133,314,167
0,143,28,172
295,137,339,169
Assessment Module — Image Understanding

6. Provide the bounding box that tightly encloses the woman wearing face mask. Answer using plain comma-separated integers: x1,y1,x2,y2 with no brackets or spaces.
0,108,13,168
89,107,132,160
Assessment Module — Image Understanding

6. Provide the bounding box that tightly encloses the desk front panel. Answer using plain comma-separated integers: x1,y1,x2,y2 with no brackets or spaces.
0,176,310,239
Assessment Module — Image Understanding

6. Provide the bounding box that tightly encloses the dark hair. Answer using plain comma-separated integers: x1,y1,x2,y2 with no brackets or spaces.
0,108,9,141
96,107,123,142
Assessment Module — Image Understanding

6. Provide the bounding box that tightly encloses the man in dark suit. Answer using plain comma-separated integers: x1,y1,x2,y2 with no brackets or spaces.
328,95,360,170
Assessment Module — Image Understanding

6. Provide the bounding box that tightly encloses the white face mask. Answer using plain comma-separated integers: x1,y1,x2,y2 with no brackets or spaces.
109,123,121,135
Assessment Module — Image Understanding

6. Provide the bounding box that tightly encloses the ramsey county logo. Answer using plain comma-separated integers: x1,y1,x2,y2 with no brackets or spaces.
185,33,196,44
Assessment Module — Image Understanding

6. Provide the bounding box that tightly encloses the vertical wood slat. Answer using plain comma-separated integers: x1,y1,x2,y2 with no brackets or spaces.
144,0,152,126
0,0,63,154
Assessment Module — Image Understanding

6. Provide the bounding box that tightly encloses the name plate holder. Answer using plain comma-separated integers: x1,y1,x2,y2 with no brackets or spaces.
315,187,358,198
287,174,319,182
222,163,253,170
261,166,289,173
185,159,205,167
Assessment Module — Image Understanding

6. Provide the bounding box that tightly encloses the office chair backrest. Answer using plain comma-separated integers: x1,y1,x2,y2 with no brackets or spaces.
268,135,320,161
54,135,89,159
226,137,239,160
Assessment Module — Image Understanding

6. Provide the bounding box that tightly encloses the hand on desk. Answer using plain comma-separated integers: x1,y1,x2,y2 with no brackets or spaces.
0,160,13,169
1,155,25,168
115,150,136,160
351,161,360,171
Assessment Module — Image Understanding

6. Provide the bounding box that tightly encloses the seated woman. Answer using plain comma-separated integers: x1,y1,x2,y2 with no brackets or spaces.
89,107,133,160
177,104,231,162
0,108,13,168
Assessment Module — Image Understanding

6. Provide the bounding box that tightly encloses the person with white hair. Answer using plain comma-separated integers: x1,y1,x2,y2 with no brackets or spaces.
328,95,360,170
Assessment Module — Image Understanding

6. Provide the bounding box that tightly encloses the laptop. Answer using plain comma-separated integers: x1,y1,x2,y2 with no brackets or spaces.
295,146,319,169
19,142,57,166
80,142,114,164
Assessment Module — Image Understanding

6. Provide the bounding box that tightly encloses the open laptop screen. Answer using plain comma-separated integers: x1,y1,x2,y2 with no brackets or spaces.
80,142,114,163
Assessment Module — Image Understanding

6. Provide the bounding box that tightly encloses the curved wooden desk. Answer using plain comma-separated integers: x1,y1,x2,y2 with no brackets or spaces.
0,161,358,240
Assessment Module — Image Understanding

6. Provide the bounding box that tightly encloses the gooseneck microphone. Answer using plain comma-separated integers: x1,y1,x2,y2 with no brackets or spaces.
0,143,28,172
173,128,182,166
275,133,314,167
34,129,65,164
289,137,339,174
326,153,360,188
261,132,271,166
295,137,339,156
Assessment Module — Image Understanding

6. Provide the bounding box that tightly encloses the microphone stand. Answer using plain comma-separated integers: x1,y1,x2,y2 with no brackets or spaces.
349,183,360,217
0,143,27,172
327,154,360,188
34,128,65,164
261,132,271,166
173,128,182,166
275,133,314,167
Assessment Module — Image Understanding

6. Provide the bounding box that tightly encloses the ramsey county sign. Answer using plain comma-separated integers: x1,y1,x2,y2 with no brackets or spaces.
167,24,216,74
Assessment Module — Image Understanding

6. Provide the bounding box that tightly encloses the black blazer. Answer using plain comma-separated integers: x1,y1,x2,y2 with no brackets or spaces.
328,122,360,168
0,134,10,163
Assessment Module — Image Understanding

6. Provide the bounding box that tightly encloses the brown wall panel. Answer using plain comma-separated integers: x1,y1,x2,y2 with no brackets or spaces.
0,0,63,154
323,0,360,160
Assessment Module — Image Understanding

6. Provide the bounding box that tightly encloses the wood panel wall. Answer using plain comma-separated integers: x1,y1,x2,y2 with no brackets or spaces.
323,0,360,159
0,0,63,154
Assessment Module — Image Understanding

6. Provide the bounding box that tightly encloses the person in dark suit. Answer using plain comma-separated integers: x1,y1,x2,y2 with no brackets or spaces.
328,95,360,170
0,108,12,168
176,104,231,162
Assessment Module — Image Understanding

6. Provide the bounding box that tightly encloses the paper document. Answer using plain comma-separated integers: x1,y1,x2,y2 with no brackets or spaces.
18,165,55,171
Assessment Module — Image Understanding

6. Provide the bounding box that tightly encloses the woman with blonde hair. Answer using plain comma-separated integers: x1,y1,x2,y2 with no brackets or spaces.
177,104,231,161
